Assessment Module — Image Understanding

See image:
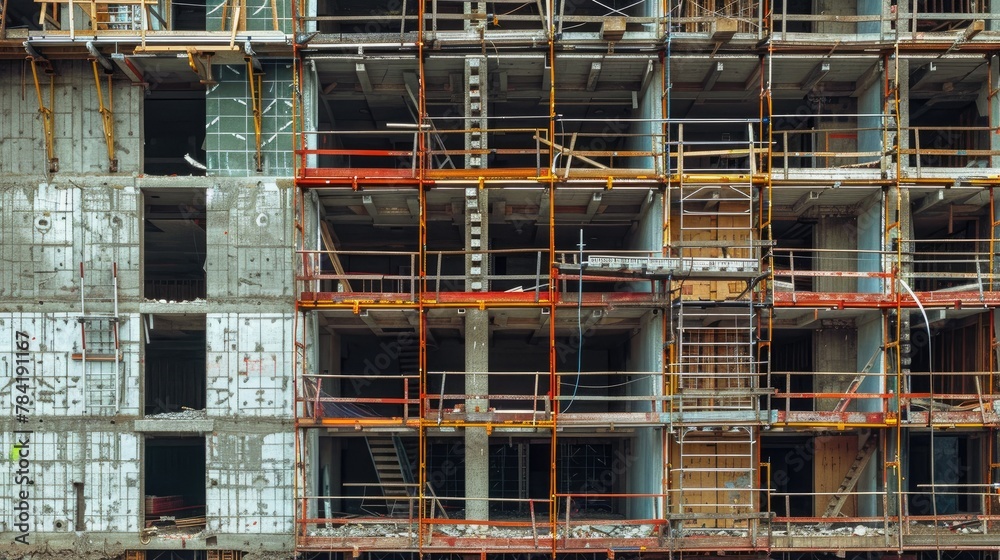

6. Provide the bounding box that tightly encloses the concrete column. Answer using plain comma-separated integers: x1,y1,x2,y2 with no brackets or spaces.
813,324,858,411
465,56,489,293
855,313,883,517
814,216,858,294
857,0,889,35
464,309,490,521
813,0,855,34
856,64,882,170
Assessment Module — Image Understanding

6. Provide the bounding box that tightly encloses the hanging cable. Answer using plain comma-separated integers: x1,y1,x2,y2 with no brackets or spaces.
899,278,938,556
563,228,584,412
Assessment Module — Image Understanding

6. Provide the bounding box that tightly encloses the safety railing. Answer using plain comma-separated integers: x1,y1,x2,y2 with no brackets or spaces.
769,2,1000,38
768,491,892,542
297,489,420,537
772,244,995,296
423,126,548,173
425,370,552,424
425,248,550,296
297,495,557,541
666,120,764,176
297,130,421,181
896,0,1000,35
769,124,886,173
552,493,664,543
772,247,889,295
299,373,419,422
772,369,995,423
297,249,418,299
769,491,996,543
551,123,663,178
297,247,561,298
906,126,997,171
666,1,764,36
34,0,158,33
909,241,992,293
770,11,883,36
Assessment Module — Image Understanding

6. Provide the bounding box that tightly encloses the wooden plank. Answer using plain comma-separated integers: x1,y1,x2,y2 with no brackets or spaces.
319,221,353,292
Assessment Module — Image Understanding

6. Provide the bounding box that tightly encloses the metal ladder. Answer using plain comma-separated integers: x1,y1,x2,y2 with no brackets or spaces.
671,301,758,532
669,121,761,534
77,262,121,415
675,123,757,267
673,426,756,531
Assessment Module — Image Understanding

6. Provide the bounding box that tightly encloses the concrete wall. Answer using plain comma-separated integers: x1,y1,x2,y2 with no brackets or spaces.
205,180,295,300
207,431,295,534
813,325,858,411
0,429,141,534
0,183,141,302
814,216,857,293
207,313,294,417
0,62,142,176
0,313,141,416
0,177,294,553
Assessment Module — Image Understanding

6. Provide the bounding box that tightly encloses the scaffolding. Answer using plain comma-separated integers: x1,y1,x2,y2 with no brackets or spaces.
290,0,1000,557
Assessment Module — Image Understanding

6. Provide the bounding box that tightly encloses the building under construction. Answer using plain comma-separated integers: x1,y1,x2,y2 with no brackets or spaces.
4,1,1000,559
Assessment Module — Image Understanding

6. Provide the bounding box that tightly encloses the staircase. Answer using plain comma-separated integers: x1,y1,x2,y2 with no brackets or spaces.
367,435,416,516
75,262,121,415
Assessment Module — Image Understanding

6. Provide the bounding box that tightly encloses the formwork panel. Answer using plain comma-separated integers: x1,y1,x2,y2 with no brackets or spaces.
206,312,293,417
206,431,294,534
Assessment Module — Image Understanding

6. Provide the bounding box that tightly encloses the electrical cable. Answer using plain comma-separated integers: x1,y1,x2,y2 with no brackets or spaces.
562,228,585,412
900,278,937,555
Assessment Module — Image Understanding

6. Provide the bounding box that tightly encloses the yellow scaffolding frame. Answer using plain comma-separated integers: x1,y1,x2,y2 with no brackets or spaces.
30,58,57,173
91,59,117,172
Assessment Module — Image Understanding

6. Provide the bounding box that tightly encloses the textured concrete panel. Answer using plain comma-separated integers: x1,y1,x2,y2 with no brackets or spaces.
205,181,293,300
0,312,140,416
206,431,294,534
206,313,293,417
0,183,140,302
0,430,140,534
0,61,142,175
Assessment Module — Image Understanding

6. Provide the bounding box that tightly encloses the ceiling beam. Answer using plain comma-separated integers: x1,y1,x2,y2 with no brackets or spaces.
586,61,602,92
362,195,378,218
800,61,830,92
585,192,603,221
356,62,373,94
851,61,882,97
909,62,936,89
702,61,724,92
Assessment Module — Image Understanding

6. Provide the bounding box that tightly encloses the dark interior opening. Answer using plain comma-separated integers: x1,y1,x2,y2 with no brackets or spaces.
144,91,206,176
144,314,206,414
761,435,815,517
908,432,984,514
145,436,206,530
172,0,206,30
769,329,813,412
143,189,207,301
